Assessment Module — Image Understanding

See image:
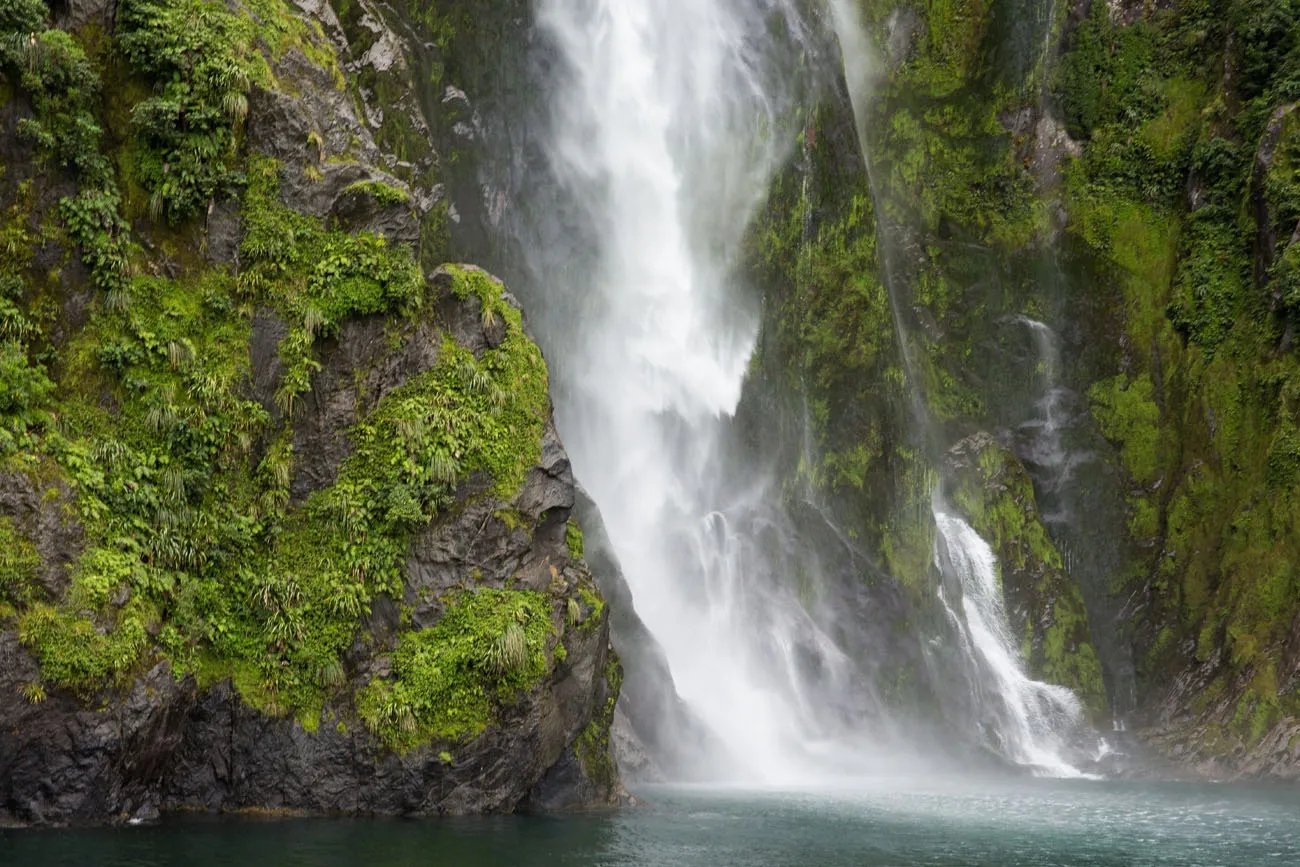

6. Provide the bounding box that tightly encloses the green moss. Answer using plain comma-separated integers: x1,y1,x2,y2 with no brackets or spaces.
577,586,605,632
0,340,55,456
1089,374,1163,486
1052,3,1158,139
574,654,621,791
356,588,553,749
345,180,411,207
565,518,584,560
17,598,154,697
1043,0,1300,753
0,516,41,608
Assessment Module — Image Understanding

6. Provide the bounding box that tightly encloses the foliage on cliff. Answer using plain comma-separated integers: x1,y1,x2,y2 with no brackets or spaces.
0,0,586,761
746,0,1300,764
1054,0,1300,754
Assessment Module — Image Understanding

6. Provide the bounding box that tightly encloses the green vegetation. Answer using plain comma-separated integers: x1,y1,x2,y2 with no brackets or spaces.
345,180,411,207
357,589,553,749
239,156,425,411
0,517,40,610
565,518,584,559
578,586,604,632
9,244,552,720
1048,0,1300,753
0,0,576,758
574,655,622,791
117,0,261,224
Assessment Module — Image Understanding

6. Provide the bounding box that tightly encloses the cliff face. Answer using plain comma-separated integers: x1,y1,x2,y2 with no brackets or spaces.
0,0,621,825
743,0,1300,778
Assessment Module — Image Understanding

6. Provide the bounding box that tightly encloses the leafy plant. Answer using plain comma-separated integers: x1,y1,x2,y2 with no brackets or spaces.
356,589,553,748
0,340,53,455
117,0,263,224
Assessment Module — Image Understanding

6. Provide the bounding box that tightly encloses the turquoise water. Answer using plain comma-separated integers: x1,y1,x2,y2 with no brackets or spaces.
3,779,1299,866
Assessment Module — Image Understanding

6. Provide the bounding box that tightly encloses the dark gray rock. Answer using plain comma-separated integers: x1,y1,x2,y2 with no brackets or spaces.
244,46,430,246
0,472,84,602
249,308,290,419
0,644,195,824
1252,103,1298,300
204,201,242,266
50,0,116,32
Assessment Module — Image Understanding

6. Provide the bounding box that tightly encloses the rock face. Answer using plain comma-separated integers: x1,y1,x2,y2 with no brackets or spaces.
0,265,625,824
0,0,622,826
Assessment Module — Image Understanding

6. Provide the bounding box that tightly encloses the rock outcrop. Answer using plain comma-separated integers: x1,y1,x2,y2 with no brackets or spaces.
0,0,622,825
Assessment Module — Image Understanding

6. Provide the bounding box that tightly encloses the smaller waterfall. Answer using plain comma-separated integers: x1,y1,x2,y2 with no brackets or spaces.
1007,316,1138,733
933,510,1090,777
1010,317,1083,528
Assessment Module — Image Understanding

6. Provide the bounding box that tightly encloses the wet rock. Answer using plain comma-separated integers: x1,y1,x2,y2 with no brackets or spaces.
50,0,116,31
1251,103,1298,299
249,308,289,418
0,646,195,824
1032,113,1082,197
884,7,918,72
204,201,242,265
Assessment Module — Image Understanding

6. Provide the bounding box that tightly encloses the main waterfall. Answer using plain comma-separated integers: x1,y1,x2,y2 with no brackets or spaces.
533,0,872,781
516,0,1096,781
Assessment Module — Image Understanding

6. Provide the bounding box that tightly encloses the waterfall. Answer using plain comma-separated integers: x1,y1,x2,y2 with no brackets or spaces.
1011,316,1078,528
824,4,1093,775
933,512,1091,777
533,0,879,781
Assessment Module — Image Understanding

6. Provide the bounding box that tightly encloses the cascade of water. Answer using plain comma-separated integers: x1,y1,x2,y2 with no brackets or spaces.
1008,316,1139,735
932,511,1091,777
825,3,1093,775
534,0,879,781
1011,316,1082,528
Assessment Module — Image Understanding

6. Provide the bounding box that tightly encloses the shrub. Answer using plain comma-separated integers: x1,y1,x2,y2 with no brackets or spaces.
356,589,553,748
0,340,53,455
117,0,262,224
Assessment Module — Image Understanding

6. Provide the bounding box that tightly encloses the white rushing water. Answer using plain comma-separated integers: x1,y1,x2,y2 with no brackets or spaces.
531,0,1093,781
535,0,870,781
933,510,1089,777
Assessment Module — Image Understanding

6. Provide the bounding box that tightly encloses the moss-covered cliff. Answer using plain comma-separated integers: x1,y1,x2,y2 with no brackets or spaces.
1053,0,1300,774
0,0,622,824
743,0,1300,777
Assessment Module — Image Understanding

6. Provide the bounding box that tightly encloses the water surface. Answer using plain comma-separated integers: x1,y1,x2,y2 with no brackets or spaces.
4,780,1298,866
